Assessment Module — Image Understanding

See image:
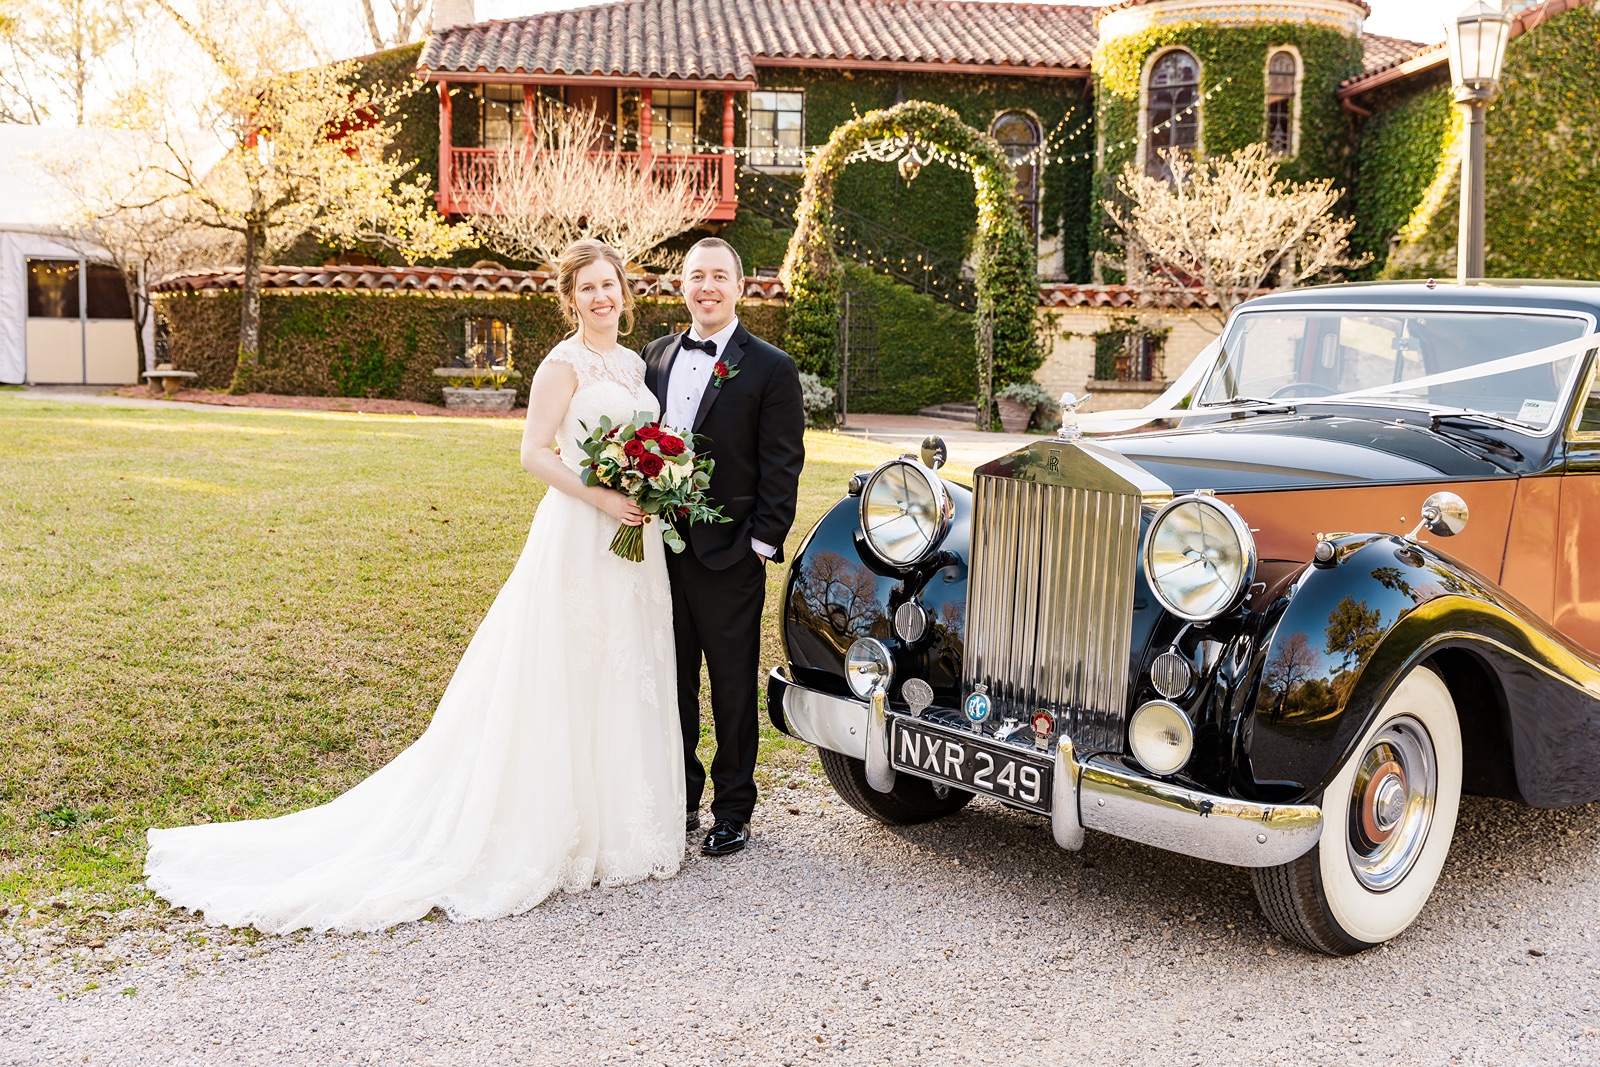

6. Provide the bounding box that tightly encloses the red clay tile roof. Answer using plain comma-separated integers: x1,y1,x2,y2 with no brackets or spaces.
1038,282,1218,310
1358,33,1437,77
419,0,1099,83
1095,0,1370,19
154,269,1221,309
1342,0,1592,97
150,266,790,301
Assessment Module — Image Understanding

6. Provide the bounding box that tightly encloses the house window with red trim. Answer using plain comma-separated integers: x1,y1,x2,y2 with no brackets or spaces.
467,84,526,150
651,90,698,154
748,90,804,169
1146,50,1200,180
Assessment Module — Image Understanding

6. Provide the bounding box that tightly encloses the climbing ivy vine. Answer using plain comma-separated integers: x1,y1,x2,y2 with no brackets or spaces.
1091,23,1364,276
1372,6,1600,280
780,100,1039,389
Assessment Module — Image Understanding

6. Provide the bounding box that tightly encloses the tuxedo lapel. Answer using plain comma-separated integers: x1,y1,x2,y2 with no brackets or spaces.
651,334,687,412
692,326,747,432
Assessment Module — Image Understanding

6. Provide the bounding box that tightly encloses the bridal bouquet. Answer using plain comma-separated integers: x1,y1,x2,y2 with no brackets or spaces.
577,412,726,561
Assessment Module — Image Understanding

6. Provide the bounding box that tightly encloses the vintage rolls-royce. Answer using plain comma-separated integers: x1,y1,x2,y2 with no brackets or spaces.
769,281,1600,955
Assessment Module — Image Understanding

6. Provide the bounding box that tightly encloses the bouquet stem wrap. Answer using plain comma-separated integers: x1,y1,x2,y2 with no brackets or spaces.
609,522,645,562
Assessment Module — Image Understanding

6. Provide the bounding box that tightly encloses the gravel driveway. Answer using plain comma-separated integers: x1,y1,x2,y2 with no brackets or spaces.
4,776,1596,1066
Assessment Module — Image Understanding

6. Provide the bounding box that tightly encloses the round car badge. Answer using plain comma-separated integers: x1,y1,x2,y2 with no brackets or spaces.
1031,710,1055,751
964,684,991,727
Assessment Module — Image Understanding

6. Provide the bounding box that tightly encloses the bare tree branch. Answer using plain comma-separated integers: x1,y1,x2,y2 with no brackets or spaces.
39,133,239,375
1105,144,1370,327
356,0,431,51
467,104,716,271
123,7,471,390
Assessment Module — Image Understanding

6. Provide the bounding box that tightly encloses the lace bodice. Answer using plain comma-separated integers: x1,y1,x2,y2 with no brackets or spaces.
543,337,659,473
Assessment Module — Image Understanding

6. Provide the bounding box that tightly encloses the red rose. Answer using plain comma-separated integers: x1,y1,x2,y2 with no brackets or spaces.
658,434,685,456
714,360,729,378
636,423,662,440
637,452,665,478
622,439,646,459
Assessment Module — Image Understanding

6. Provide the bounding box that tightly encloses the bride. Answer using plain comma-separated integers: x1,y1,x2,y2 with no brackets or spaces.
144,239,685,934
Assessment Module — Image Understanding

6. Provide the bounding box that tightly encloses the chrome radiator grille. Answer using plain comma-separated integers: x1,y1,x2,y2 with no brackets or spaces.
963,471,1141,755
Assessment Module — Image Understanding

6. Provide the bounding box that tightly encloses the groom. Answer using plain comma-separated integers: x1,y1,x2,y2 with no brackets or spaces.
644,237,806,857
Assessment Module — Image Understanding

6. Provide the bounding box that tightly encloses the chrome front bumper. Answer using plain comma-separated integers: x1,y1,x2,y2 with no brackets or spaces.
770,670,1322,869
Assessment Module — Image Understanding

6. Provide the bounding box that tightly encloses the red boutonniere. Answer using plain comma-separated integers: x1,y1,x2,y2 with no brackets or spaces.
711,360,740,389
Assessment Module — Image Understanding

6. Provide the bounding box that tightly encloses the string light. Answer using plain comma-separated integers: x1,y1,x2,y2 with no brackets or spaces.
453,84,1163,172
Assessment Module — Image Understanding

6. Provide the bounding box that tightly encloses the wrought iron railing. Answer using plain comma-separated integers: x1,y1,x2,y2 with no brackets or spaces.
1093,330,1167,383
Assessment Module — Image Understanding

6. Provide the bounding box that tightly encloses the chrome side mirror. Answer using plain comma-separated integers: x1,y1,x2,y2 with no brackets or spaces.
1408,491,1468,540
919,435,948,471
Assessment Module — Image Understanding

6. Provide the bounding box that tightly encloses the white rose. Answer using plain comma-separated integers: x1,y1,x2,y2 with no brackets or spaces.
602,442,627,464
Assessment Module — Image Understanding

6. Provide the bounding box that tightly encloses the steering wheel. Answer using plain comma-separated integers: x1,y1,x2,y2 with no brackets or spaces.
1269,382,1341,399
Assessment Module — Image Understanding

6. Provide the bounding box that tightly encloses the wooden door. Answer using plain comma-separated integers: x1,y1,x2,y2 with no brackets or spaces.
565,86,615,150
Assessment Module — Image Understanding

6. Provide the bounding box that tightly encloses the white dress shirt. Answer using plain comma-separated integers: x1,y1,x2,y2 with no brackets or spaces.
663,316,740,432
663,317,776,561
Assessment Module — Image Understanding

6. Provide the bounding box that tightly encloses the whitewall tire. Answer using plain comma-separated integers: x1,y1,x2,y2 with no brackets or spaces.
1252,665,1463,955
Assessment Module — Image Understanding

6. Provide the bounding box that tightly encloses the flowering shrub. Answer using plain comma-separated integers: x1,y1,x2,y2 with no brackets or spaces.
798,371,836,427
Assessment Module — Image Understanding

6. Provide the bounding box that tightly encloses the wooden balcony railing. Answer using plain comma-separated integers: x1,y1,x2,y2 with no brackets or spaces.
439,147,737,221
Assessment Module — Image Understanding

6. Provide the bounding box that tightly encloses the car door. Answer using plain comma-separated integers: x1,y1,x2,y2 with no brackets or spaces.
1554,357,1600,656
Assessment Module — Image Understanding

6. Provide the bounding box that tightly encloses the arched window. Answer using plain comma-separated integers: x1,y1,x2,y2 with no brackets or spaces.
1266,50,1300,156
1145,50,1200,179
990,110,1041,235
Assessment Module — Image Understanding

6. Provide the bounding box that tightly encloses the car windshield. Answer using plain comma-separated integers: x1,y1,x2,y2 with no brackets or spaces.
1200,309,1593,431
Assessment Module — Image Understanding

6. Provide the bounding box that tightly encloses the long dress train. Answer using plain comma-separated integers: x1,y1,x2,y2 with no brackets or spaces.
143,338,684,934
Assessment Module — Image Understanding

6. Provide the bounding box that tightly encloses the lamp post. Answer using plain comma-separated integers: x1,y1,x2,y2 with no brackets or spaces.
1446,0,1513,283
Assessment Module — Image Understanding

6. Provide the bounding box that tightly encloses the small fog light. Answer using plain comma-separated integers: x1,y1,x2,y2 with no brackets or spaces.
1129,700,1195,776
845,638,894,700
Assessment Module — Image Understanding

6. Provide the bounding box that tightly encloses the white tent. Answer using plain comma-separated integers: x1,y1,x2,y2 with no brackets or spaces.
0,125,154,385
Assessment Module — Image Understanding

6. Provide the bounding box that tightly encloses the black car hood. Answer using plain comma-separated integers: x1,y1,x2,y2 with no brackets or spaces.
1098,414,1519,492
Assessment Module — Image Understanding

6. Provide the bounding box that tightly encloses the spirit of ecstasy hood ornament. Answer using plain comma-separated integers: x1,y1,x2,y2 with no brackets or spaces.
1056,392,1092,440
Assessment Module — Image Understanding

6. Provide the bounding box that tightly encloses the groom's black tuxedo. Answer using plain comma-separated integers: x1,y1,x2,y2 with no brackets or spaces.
643,323,806,569
643,322,805,825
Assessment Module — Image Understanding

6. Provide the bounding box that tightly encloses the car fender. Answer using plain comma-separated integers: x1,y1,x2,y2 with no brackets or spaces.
1244,534,1600,808
774,481,973,719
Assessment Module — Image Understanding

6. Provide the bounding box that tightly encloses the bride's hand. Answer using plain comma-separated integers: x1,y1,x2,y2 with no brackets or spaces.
593,488,646,526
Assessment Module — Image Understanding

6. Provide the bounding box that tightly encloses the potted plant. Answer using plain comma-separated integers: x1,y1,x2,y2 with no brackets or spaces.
995,380,1052,433
433,317,522,411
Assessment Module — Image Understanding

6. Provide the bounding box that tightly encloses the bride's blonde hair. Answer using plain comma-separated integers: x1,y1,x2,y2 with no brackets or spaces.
554,239,635,337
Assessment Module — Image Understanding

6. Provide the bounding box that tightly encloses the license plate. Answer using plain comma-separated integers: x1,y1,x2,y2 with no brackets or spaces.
890,718,1053,814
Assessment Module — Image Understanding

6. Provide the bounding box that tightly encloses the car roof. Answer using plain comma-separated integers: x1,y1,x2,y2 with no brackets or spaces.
1240,280,1600,319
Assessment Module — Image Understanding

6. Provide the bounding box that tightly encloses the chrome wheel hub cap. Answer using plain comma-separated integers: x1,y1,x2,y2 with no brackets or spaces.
1347,716,1437,892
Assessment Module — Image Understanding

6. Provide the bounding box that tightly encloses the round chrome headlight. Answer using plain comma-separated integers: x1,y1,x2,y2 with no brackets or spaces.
845,638,894,699
859,459,952,567
1129,700,1195,776
1143,494,1258,622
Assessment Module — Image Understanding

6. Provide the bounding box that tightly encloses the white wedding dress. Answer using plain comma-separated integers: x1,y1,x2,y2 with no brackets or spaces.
144,338,685,934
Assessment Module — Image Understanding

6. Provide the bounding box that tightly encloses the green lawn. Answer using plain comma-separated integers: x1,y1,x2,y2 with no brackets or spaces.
0,395,905,910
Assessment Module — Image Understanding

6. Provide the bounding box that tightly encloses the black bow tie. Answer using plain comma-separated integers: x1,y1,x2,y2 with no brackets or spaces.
680,334,717,356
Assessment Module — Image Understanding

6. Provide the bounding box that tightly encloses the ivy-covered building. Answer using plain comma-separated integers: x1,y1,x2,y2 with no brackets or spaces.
200,0,1596,413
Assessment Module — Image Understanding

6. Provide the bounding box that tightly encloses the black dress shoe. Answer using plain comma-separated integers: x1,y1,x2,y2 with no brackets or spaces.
686,812,701,834
701,819,749,856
